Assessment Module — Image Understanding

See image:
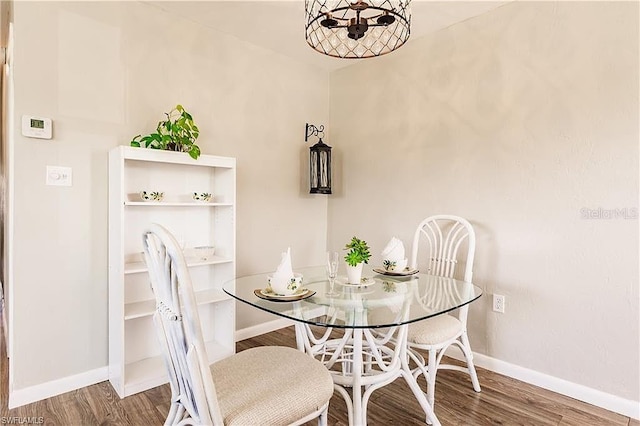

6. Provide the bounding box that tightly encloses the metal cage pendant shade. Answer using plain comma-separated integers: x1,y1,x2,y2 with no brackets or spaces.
305,0,411,58
310,139,332,194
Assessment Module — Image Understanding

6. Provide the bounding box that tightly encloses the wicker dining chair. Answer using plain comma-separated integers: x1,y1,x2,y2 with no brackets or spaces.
142,223,334,425
407,215,481,409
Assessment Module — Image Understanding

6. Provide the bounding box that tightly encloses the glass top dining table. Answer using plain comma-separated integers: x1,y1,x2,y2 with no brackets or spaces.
222,265,482,329
223,265,482,426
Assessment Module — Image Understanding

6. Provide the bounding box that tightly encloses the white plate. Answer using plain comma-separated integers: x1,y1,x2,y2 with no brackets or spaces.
373,267,419,276
336,276,376,286
255,288,315,301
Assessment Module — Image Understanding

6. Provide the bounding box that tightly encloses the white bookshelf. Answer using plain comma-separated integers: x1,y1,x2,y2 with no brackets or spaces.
108,146,236,398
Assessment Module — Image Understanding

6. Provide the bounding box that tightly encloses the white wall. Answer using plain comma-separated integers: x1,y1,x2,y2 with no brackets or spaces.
328,1,638,403
9,1,328,392
8,0,639,413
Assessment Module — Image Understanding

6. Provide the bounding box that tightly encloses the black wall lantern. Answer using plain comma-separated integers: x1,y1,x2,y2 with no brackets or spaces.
305,123,332,194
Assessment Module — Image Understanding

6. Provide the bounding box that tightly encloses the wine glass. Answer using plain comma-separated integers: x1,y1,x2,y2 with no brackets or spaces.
326,251,339,296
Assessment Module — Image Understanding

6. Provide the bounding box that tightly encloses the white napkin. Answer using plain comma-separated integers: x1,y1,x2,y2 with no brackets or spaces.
382,237,405,261
272,247,294,287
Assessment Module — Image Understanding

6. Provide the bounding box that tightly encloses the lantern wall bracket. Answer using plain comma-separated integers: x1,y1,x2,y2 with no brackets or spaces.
305,123,325,142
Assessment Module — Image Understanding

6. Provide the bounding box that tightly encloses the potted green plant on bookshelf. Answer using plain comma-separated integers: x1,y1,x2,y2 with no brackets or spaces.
344,236,371,284
130,104,201,159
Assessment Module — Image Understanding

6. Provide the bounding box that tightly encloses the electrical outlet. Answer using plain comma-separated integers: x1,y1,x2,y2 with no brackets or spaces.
493,294,505,313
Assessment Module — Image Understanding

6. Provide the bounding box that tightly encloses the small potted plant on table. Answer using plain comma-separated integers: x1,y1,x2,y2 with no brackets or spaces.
344,236,371,284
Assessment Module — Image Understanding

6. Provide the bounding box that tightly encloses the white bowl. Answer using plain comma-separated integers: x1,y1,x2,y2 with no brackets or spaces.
382,258,408,272
192,192,213,202
267,272,304,296
194,246,215,260
140,191,164,202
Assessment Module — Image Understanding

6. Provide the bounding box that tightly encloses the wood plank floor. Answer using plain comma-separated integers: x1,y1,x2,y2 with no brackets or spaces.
1,320,636,425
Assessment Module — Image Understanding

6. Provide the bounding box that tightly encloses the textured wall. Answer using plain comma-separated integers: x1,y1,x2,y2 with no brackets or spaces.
8,0,639,406
328,1,638,400
9,1,328,389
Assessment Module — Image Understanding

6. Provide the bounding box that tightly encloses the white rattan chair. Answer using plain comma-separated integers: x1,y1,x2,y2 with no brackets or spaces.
407,215,481,409
142,223,334,426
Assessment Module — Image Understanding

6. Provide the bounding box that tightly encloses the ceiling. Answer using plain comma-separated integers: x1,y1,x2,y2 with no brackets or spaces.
147,1,508,71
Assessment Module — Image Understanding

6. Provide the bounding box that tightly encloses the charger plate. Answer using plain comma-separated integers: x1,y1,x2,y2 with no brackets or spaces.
373,267,419,276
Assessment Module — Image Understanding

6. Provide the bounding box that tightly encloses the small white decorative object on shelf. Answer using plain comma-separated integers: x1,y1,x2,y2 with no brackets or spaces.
268,247,302,295
140,191,164,202
192,192,212,202
194,246,215,260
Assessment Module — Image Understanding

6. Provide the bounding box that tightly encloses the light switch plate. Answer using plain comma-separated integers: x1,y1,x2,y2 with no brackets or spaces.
46,166,72,186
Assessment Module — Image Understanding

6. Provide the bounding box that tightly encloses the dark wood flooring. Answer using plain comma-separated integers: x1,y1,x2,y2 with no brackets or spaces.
1,319,637,425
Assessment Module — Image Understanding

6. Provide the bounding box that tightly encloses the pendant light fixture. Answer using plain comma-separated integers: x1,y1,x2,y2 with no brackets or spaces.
305,0,411,59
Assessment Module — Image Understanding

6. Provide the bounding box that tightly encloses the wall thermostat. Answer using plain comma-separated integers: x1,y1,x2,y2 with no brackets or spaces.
22,115,52,139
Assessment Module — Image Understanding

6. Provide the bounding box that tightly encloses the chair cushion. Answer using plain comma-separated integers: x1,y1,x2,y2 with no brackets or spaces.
408,314,463,345
211,346,334,426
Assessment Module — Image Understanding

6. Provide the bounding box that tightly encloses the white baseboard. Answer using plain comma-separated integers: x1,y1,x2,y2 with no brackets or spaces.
235,317,296,342
447,351,640,420
235,307,326,342
8,366,108,409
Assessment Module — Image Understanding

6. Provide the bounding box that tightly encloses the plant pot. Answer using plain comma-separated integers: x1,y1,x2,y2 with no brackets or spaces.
346,262,364,284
